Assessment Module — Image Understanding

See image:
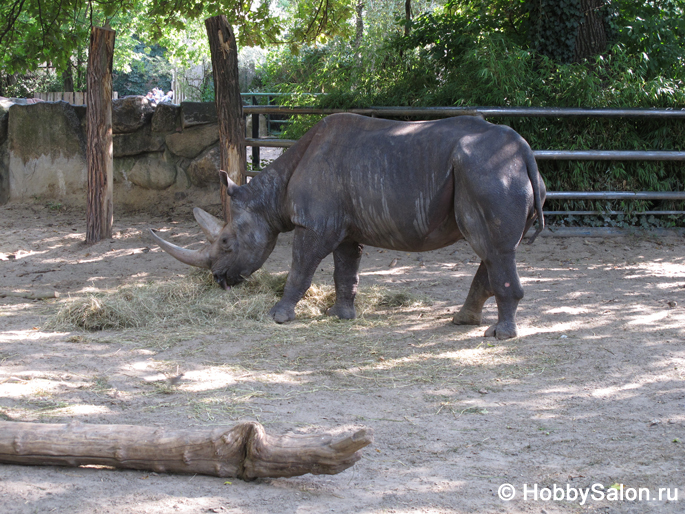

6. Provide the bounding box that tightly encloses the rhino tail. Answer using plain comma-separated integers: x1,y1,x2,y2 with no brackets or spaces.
524,149,545,244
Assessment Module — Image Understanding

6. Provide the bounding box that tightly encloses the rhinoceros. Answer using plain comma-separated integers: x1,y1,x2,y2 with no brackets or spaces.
151,113,545,339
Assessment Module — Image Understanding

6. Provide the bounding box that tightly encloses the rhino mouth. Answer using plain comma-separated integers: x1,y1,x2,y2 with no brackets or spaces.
213,273,246,290
215,275,231,290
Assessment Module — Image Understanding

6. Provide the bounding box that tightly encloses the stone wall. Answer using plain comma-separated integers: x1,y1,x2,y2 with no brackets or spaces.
0,99,12,205
0,97,264,212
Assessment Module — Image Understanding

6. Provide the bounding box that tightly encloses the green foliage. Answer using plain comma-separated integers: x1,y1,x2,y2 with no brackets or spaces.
256,2,685,226
112,42,172,96
524,0,584,63
0,0,358,106
0,68,63,97
0,0,102,74
281,0,355,50
201,79,216,102
614,0,685,77
0,0,358,77
238,46,267,91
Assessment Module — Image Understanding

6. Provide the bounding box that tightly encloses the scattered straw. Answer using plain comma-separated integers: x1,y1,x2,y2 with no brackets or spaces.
45,270,430,332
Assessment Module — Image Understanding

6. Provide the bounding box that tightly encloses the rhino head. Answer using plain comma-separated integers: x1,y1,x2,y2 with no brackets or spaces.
149,172,278,289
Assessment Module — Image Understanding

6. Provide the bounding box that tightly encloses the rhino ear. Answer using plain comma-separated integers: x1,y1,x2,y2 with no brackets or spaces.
219,170,240,196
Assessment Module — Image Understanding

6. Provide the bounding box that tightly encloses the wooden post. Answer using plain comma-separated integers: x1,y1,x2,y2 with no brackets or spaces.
205,15,246,221
86,26,115,243
0,420,372,480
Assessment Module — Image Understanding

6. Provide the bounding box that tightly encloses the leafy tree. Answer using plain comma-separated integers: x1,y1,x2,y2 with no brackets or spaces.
278,0,355,50
255,0,685,225
0,0,358,96
523,0,614,62
112,41,172,96
0,0,94,74
614,0,685,76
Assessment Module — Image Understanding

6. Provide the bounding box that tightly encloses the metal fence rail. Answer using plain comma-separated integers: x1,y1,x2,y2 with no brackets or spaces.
544,192,685,215
534,150,685,161
242,105,685,217
243,105,685,118
245,138,685,163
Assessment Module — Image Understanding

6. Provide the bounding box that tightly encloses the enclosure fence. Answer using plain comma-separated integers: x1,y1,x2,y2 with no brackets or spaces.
241,101,685,218
33,91,119,104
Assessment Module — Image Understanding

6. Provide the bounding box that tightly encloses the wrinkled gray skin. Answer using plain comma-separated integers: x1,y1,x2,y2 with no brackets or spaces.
151,113,546,339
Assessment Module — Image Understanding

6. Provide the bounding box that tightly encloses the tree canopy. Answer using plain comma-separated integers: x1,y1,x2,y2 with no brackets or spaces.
251,0,685,226
0,0,356,76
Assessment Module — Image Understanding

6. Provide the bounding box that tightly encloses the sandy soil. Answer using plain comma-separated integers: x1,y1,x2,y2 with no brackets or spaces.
1,200,684,514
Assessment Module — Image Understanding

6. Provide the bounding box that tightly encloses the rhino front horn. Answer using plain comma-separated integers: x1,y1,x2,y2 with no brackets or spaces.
219,170,240,196
149,229,212,269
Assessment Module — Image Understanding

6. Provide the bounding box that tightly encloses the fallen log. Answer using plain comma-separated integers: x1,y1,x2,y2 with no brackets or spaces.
0,420,372,480
0,290,60,300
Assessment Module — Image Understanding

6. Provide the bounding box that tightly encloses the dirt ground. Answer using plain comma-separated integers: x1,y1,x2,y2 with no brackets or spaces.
1,199,684,514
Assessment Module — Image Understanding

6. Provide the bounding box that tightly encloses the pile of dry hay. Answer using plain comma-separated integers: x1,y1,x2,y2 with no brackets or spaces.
45,270,429,332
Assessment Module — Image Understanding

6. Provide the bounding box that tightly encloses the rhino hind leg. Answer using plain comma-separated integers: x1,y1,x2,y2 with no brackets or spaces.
454,214,525,339
452,261,494,326
480,252,523,339
327,241,363,319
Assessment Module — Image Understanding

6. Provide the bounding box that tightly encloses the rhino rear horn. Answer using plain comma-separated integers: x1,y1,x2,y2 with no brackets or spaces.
219,170,240,196
149,229,212,269
193,207,224,243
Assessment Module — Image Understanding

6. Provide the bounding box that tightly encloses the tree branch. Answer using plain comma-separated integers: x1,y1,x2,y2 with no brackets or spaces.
0,420,373,479
0,0,27,48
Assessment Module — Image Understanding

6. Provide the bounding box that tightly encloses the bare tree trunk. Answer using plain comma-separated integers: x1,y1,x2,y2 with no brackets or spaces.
205,15,246,222
354,1,364,48
404,0,412,36
574,0,608,61
0,420,372,480
62,63,74,92
0,73,17,96
354,1,364,66
77,47,84,91
86,26,115,244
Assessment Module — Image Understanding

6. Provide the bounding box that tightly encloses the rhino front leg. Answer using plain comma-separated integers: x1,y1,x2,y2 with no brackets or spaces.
327,241,363,319
269,227,329,323
453,261,494,326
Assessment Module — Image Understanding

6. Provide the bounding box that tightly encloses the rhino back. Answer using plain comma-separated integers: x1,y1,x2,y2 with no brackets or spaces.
283,114,495,250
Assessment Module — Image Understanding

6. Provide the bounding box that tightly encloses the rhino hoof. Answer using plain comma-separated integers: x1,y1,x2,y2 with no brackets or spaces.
484,323,518,340
327,304,356,320
270,304,296,324
452,310,482,326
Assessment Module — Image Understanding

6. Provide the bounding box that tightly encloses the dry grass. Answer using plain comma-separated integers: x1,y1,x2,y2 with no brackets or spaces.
45,270,430,332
